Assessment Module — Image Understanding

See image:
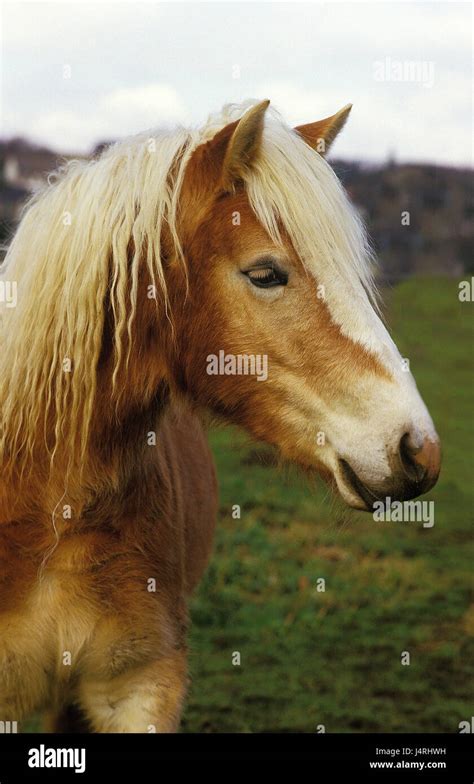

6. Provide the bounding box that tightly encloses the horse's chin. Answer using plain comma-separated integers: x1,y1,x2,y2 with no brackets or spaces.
335,460,377,511
294,459,371,512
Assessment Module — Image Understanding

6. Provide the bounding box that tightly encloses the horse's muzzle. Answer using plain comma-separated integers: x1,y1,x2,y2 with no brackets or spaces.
338,434,441,511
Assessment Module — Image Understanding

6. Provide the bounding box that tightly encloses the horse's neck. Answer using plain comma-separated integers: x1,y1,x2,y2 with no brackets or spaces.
1,342,171,528
0,274,175,526
92,294,171,467
0,387,170,529
94,379,170,471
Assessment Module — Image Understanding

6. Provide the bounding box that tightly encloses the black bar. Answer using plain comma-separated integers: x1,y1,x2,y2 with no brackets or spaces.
0,733,472,780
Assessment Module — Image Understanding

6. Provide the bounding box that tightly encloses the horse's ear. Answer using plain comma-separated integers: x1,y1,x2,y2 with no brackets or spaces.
294,104,352,156
221,100,270,191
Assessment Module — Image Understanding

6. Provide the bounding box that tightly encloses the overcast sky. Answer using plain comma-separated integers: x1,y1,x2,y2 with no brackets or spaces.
1,0,472,165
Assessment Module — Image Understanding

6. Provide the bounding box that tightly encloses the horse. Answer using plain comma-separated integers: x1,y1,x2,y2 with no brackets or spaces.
0,100,440,733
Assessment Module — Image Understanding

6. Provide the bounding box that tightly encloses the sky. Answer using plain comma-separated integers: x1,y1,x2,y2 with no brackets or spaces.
1,0,472,165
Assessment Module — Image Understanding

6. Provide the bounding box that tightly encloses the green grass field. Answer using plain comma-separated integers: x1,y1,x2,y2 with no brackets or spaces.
23,277,472,733
182,277,473,733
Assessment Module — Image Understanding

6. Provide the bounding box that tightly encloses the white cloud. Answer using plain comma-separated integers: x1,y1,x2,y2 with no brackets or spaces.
11,84,188,152
256,83,335,127
102,84,188,132
258,78,472,166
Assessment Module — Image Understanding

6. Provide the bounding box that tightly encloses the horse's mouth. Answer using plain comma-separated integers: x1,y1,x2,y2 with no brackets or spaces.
338,459,379,511
337,451,440,511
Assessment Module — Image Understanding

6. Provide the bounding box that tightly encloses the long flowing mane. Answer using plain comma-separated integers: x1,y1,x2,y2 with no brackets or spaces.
0,101,376,481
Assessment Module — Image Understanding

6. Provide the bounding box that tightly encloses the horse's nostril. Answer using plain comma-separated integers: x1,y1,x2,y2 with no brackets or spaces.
399,432,427,482
399,432,441,489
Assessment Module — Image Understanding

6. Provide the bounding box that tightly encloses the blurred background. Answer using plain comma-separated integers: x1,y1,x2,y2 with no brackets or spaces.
1,1,472,732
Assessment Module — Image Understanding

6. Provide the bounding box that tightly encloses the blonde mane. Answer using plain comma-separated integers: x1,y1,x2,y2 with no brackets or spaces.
0,100,376,480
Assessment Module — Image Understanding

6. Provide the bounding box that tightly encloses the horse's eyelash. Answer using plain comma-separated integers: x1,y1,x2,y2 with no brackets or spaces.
251,268,275,277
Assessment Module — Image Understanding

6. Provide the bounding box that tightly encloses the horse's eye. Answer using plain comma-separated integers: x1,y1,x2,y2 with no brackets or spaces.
245,265,288,289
